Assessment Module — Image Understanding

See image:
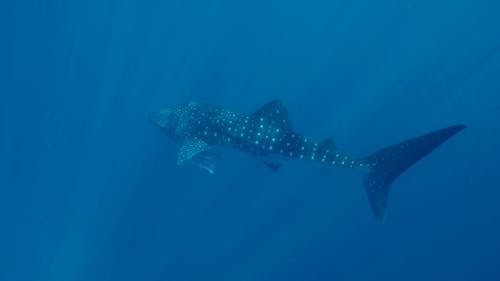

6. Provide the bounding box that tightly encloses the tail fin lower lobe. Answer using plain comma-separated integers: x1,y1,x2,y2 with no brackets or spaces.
361,125,466,221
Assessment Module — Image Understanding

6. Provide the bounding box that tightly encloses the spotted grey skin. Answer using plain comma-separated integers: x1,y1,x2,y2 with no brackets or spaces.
149,100,361,168
150,99,465,221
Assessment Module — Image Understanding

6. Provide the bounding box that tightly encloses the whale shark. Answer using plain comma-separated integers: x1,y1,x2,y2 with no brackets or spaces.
150,100,465,221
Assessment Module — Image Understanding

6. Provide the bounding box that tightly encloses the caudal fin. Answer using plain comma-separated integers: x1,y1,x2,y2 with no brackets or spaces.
361,125,466,221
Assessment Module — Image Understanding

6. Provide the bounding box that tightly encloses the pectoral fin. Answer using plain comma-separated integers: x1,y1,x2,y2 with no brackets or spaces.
177,138,211,165
177,138,217,174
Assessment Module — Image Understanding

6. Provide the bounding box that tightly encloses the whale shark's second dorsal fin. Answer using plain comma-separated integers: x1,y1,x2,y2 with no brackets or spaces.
253,100,291,130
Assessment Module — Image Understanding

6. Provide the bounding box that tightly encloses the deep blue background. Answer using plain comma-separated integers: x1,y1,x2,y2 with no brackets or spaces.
1,0,500,280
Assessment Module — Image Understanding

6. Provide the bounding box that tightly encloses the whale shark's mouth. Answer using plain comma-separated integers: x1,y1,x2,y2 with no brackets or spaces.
149,109,173,128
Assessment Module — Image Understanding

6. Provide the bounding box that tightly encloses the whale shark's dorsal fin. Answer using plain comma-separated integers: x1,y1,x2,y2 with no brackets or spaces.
253,100,291,129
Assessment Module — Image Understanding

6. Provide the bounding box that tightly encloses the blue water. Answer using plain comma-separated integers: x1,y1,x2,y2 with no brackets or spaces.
1,0,500,280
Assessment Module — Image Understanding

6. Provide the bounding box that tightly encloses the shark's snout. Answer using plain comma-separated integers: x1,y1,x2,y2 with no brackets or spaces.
148,111,161,125
149,109,173,129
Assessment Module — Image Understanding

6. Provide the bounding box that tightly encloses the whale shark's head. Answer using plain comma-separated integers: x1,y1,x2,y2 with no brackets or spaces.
150,102,203,140
149,108,179,138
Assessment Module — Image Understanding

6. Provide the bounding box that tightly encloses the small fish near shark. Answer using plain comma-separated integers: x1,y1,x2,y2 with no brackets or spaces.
149,100,465,221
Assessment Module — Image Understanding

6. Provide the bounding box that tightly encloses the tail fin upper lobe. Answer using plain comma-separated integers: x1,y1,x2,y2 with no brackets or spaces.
361,125,466,221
